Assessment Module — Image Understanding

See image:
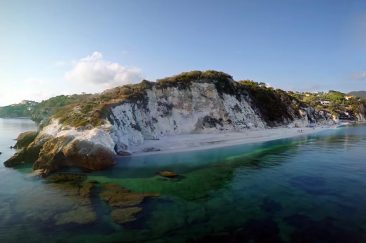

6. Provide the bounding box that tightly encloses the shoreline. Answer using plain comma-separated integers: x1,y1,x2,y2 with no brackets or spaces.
128,125,337,157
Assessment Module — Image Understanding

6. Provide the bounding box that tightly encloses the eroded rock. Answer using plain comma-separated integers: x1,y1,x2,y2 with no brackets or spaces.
4,134,50,168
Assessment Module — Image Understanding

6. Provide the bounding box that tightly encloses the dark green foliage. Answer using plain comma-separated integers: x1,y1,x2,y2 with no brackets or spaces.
156,70,236,95
324,90,345,105
240,80,300,126
31,94,92,124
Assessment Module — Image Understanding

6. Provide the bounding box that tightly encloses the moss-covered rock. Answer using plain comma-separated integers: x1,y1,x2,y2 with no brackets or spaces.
4,144,42,167
100,184,151,207
14,131,38,149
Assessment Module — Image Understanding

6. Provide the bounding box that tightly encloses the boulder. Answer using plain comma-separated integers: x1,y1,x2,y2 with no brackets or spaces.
31,137,115,175
32,136,73,173
62,139,115,171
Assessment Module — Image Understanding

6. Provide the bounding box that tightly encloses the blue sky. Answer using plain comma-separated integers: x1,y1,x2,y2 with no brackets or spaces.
0,0,366,105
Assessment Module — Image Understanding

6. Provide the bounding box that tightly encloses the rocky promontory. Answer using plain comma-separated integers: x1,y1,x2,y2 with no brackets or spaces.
4,70,366,175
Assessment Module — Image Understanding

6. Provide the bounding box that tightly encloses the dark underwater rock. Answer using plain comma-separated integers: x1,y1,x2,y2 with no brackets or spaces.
54,206,96,225
45,172,87,183
100,184,156,207
100,183,158,224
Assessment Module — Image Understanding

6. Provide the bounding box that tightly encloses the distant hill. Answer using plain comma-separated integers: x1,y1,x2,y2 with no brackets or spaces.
348,91,366,99
0,100,38,118
0,94,91,124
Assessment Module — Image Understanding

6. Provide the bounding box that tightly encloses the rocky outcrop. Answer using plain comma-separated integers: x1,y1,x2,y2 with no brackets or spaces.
4,71,336,174
14,131,38,149
5,131,115,175
33,138,115,174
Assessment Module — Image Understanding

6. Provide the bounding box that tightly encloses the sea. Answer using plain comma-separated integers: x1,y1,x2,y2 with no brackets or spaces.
1,118,366,242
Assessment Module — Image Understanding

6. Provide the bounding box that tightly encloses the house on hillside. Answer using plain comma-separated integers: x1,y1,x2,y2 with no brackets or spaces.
344,95,353,101
319,100,330,105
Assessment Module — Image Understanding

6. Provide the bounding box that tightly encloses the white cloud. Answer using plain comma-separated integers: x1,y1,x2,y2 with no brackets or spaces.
65,51,143,88
351,71,366,81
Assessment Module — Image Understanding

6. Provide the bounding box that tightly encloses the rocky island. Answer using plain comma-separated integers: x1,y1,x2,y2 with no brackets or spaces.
3,70,366,176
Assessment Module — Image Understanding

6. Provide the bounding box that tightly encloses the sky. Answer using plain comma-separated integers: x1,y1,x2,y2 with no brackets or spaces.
0,0,366,106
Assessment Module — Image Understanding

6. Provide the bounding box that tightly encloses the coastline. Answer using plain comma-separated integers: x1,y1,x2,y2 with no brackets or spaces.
0,117,32,119
128,125,336,157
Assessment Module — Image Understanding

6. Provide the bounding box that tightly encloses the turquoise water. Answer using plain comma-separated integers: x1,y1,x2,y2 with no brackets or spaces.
1,118,366,242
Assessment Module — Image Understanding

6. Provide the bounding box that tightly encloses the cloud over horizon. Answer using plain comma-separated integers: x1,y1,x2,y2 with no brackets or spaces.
65,51,143,89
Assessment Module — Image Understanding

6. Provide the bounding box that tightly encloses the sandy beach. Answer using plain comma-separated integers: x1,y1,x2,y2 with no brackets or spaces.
130,125,335,156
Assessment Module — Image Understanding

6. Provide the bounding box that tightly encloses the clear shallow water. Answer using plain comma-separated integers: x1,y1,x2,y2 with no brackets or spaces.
1,118,366,242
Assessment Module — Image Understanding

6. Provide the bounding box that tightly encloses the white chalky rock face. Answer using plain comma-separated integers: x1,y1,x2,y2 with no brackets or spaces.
108,82,266,153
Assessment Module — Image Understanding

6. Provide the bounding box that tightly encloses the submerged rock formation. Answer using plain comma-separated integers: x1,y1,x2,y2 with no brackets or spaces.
4,70,362,174
100,183,158,224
